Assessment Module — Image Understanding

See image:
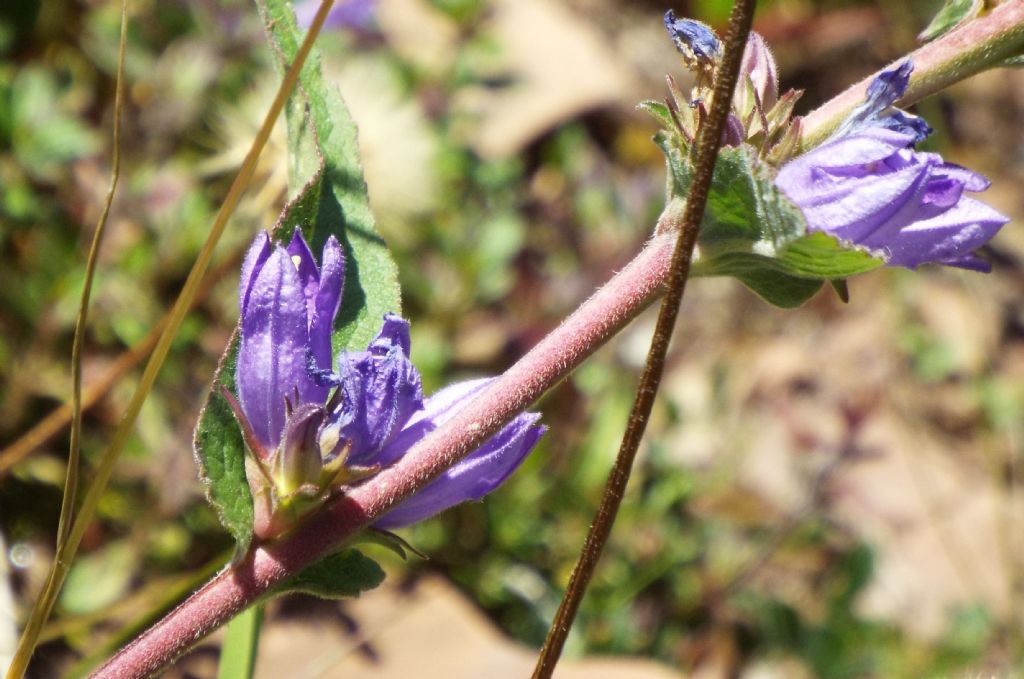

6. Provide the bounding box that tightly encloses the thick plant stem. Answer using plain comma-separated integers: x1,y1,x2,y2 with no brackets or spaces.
532,0,756,675
90,232,679,679
801,0,1024,148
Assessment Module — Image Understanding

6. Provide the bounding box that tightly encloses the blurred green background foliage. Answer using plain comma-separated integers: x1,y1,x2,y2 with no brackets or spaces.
2,0,1024,677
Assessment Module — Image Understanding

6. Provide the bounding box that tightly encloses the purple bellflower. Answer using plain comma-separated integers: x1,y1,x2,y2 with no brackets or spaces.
775,62,1009,271
293,0,374,31
227,229,545,538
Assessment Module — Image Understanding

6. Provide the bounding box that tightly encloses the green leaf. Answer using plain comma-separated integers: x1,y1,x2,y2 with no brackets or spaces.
918,0,982,43
257,0,402,352
655,140,884,307
275,549,386,600
194,338,254,554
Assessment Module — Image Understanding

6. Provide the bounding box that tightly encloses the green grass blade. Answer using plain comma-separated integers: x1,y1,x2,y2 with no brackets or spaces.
217,605,264,679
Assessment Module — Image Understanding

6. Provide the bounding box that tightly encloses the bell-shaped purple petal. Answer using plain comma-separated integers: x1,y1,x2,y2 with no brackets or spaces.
324,314,424,466
237,246,314,449
776,123,1009,270
375,379,546,529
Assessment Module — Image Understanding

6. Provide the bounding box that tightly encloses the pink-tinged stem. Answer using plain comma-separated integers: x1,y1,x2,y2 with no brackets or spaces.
90,232,677,679
801,0,1024,149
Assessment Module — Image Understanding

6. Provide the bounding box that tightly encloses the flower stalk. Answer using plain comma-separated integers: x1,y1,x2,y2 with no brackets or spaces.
800,0,1024,149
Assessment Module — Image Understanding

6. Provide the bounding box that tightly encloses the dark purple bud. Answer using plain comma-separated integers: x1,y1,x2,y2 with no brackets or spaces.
277,403,325,494
722,113,745,147
831,61,931,144
664,11,721,68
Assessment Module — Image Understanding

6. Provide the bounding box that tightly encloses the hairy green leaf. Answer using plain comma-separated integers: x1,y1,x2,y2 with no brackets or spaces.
276,549,386,600
258,0,402,351
193,338,254,553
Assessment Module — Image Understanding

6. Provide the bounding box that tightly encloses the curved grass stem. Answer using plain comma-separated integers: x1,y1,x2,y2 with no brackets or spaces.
3,2,337,677
3,1,129,675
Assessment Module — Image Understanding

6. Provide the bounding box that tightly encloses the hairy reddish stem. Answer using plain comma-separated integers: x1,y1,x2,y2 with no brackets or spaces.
90,232,677,679
801,0,1024,148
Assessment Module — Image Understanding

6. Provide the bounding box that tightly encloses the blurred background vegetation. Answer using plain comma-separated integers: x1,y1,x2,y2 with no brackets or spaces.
2,0,1024,677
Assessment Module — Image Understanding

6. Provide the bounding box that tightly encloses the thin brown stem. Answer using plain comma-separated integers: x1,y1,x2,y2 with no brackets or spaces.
531,2,757,676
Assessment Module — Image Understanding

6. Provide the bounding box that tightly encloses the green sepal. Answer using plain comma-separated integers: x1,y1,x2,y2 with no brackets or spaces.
654,136,884,307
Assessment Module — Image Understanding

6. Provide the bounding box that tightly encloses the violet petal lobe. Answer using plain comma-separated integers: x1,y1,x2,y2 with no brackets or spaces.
239,231,271,317
860,195,1008,269
286,229,321,322
374,378,546,529
309,236,344,375
237,245,313,449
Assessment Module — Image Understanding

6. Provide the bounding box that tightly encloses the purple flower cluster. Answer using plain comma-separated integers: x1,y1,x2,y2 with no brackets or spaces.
776,62,1008,271
229,230,544,537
